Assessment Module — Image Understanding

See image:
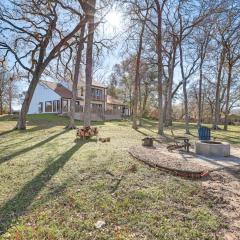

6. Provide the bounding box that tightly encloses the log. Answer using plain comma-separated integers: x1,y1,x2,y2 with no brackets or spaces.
76,126,98,139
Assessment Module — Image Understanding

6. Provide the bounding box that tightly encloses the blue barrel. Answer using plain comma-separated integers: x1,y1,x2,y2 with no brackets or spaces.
198,126,211,140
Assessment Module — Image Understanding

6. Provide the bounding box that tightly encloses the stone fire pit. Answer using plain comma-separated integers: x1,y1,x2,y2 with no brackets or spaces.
195,140,230,157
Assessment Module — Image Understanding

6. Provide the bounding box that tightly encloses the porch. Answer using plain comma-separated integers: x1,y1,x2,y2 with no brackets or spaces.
74,109,126,121
61,99,128,121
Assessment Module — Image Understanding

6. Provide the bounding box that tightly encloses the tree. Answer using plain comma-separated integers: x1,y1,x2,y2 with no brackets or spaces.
177,0,216,133
163,3,180,127
0,64,17,114
154,0,167,135
132,1,150,129
68,25,86,129
109,58,135,113
0,0,87,129
0,66,7,115
84,0,96,127
222,12,240,130
195,27,211,126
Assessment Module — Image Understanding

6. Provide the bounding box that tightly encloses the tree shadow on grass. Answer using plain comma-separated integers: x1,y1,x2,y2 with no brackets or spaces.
135,129,174,143
0,130,67,165
0,124,60,139
0,139,89,235
135,129,150,137
0,137,37,151
0,129,15,137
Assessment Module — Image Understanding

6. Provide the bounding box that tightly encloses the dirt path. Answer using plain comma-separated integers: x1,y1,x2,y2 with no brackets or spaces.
202,166,240,240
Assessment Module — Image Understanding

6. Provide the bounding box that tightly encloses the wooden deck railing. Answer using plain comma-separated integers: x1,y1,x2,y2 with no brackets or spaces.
91,96,104,101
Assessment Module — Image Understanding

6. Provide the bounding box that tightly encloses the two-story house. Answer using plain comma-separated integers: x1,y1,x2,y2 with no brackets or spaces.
28,80,130,120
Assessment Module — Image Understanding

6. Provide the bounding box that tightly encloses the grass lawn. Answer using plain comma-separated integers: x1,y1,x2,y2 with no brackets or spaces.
0,114,236,239
140,118,240,145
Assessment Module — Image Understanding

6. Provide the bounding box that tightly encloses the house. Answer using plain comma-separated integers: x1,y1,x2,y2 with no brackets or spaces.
106,95,130,117
28,80,130,120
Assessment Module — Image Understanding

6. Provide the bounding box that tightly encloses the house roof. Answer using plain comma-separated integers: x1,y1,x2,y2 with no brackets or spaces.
40,81,83,100
78,80,106,89
107,95,127,106
92,80,107,88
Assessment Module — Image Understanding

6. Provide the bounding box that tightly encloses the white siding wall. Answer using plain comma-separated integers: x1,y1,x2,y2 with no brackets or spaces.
28,83,61,114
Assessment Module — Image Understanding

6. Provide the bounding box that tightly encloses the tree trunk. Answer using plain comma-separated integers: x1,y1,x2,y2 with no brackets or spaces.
163,80,168,125
132,14,146,129
16,73,40,129
213,48,226,130
16,43,47,130
14,10,87,130
166,42,177,127
197,61,203,127
68,24,86,129
0,77,2,115
9,78,12,114
129,86,133,117
138,86,143,126
142,83,149,116
182,80,190,134
224,64,232,131
155,0,165,136
179,38,190,134
201,93,205,122
84,0,96,127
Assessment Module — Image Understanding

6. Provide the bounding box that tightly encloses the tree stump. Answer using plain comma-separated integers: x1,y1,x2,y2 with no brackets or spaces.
142,137,154,147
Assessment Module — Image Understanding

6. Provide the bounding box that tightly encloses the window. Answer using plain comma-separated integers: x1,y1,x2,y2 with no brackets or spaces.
45,101,53,112
81,87,84,96
53,100,60,112
62,100,69,112
91,88,103,100
96,89,102,97
75,101,83,112
38,102,43,113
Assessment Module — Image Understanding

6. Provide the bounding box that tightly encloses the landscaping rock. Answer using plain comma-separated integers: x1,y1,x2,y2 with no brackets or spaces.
95,220,106,229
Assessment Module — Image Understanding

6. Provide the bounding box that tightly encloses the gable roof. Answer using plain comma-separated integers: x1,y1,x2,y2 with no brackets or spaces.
40,81,83,100
107,95,127,106
78,80,107,89
92,80,107,89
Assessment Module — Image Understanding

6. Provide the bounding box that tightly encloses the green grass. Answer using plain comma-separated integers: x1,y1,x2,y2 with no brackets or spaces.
0,114,230,239
140,118,240,145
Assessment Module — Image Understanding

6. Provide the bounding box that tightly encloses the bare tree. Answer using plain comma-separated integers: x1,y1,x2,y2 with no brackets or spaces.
7,75,15,114
0,66,7,115
177,0,216,133
164,10,179,127
195,28,211,126
154,0,167,135
132,1,150,129
0,0,87,129
84,0,96,127
223,23,240,130
178,17,200,133
68,25,86,129
213,45,226,129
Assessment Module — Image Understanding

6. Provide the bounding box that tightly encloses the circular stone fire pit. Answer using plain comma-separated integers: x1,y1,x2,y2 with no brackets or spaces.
195,140,230,157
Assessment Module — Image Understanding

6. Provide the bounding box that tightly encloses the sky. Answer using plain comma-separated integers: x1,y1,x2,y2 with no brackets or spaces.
94,9,125,83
